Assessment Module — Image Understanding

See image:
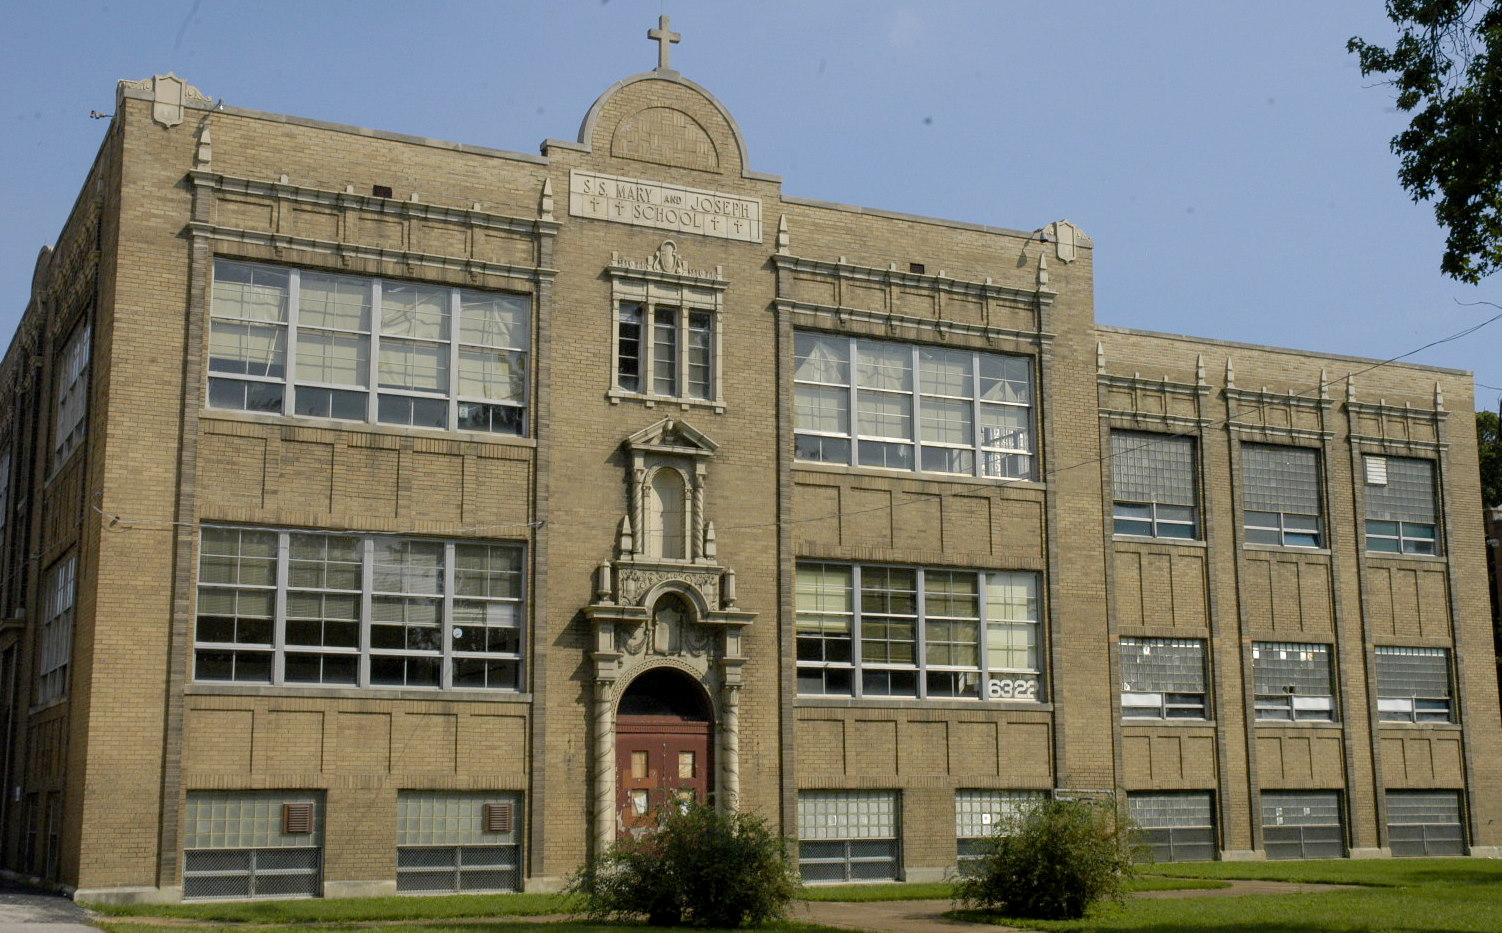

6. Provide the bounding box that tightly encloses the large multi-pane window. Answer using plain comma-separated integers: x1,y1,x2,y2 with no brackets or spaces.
53,323,90,464
955,789,1047,869
1386,790,1465,856
37,556,76,703
794,333,1033,479
396,792,522,893
797,790,901,883
1242,444,1322,547
1119,638,1207,719
208,260,529,434
1252,642,1335,721
795,563,1041,701
194,527,523,690
1262,791,1344,860
1364,456,1438,554
1374,646,1452,723
1111,432,1197,538
616,302,714,400
182,791,323,900
1129,791,1216,862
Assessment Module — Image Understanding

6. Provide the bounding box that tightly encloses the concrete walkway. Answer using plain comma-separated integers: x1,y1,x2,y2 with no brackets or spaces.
0,879,96,933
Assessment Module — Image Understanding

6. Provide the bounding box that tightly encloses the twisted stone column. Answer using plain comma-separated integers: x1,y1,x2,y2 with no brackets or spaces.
720,683,741,811
593,679,616,854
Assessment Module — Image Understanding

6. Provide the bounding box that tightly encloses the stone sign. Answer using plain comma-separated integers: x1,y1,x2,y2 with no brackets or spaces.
570,170,762,243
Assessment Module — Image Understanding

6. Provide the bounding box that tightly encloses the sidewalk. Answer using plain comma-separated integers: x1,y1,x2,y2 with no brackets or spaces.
0,879,96,933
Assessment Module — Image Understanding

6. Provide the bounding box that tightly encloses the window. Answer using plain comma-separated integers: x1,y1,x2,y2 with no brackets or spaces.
1119,638,1206,719
797,790,900,883
1262,791,1344,860
955,789,1046,870
53,323,90,464
1129,792,1216,862
795,563,1042,701
1111,432,1197,538
0,449,10,541
396,792,522,893
1242,444,1322,547
794,333,1032,479
208,260,529,434
1374,646,1452,722
37,556,76,703
1252,642,1335,721
1387,790,1465,856
1365,456,1438,554
194,527,523,691
609,270,720,403
182,791,323,900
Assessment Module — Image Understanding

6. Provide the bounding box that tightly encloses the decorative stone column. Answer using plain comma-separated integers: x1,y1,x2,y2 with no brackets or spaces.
593,678,617,854
720,683,741,811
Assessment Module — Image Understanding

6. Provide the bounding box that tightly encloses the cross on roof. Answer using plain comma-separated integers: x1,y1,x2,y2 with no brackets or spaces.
648,15,681,71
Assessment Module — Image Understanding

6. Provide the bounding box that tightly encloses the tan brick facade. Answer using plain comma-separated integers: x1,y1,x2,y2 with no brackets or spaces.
0,56,1498,902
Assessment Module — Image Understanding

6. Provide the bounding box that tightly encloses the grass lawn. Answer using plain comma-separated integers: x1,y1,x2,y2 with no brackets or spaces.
94,925,846,933
85,891,571,923
951,858,1502,932
799,877,1227,902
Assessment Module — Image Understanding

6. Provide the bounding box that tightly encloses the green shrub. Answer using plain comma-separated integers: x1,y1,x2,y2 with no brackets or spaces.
568,798,800,928
954,798,1138,921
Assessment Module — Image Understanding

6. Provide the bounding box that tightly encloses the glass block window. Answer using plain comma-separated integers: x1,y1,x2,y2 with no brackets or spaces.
396,791,521,893
795,563,1042,702
794,333,1033,479
1252,643,1335,721
1243,444,1323,547
195,526,523,691
797,790,900,883
1129,791,1216,862
1375,647,1452,722
182,791,323,900
208,260,529,435
53,323,90,464
1365,456,1438,555
955,789,1047,868
1387,790,1464,856
1111,432,1198,539
1262,791,1344,859
37,556,76,704
1119,638,1206,719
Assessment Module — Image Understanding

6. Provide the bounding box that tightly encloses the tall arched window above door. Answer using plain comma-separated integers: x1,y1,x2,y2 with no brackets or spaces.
647,469,688,559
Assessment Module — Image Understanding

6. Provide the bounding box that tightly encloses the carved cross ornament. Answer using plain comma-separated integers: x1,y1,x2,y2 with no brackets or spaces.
649,15,682,71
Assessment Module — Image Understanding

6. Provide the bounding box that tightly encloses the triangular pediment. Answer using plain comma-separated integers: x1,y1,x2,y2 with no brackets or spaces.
625,417,718,456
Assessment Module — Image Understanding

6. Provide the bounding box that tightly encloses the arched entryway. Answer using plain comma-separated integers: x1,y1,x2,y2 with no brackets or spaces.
615,665,714,834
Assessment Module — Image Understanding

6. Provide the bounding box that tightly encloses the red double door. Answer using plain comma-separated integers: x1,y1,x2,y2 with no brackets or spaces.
616,714,713,833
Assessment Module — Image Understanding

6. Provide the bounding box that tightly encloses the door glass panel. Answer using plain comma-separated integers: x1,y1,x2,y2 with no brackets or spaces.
631,751,648,780
678,751,696,779
630,790,649,815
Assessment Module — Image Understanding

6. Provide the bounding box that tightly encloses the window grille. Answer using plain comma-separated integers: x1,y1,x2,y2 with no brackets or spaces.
208,260,529,435
954,790,1046,869
1119,638,1206,719
1374,646,1452,723
1262,791,1343,859
182,791,323,900
797,790,901,883
1111,432,1198,538
1242,444,1322,547
1128,792,1216,862
1252,643,1334,721
1365,456,1438,554
794,333,1033,479
795,563,1041,701
1387,790,1464,856
396,791,522,893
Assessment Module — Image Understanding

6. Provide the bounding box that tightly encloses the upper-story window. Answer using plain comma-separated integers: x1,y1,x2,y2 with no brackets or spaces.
617,302,714,400
38,555,76,703
1111,432,1198,539
1242,444,1323,547
208,260,529,435
1252,642,1335,721
1120,637,1207,719
795,562,1042,701
1374,646,1453,723
794,334,1032,479
53,323,91,465
1364,456,1438,555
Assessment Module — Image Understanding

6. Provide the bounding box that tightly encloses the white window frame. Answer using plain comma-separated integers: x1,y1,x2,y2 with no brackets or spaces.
794,562,1043,702
38,556,76,703
52,324,90,465
207,259,530,435
794,333,1033,480
607,274,723,407
193,526,525,691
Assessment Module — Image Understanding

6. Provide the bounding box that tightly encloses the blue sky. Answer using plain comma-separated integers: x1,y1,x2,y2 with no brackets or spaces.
4,1,1500,410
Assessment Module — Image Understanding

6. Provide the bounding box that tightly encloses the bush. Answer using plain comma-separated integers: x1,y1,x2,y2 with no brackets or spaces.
954,798,1138,921
568,798,800,928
